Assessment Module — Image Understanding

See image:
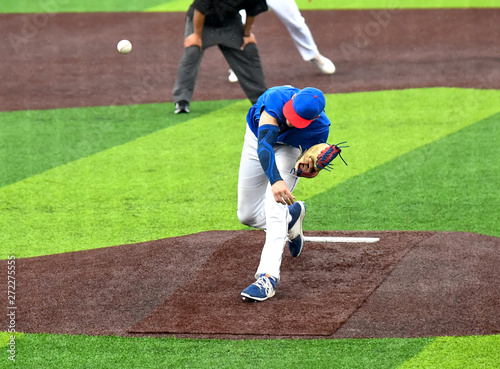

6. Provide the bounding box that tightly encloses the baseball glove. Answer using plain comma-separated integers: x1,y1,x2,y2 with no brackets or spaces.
291,142,348,178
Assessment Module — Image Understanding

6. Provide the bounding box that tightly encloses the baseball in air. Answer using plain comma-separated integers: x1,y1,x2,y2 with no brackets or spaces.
117,39,132,54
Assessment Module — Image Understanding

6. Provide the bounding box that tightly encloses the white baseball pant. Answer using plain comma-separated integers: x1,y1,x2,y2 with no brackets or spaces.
239,0,319,61
266,0,319,61
237,125,301,281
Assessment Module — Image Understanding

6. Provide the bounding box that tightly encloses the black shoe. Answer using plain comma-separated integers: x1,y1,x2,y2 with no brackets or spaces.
174,100,190,114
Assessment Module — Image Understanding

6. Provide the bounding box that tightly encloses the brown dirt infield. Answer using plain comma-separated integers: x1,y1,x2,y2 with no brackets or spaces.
0,9,499,339
0,9,498,112
1,230,499,339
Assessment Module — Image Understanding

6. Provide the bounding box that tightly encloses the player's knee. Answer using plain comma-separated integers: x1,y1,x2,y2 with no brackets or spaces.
237,208,257,227
237,209,251,226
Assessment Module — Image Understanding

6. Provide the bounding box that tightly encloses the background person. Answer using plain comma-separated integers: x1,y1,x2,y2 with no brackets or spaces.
173,0,269,114
228,0,335,83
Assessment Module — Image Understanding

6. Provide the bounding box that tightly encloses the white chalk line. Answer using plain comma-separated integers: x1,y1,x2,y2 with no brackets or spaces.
303,236,380,243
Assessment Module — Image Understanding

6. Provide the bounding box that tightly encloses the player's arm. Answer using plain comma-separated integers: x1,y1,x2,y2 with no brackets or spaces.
258,111,296,205
185,9,204,49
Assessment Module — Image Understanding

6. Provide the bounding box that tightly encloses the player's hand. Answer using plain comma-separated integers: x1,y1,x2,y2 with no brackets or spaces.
241,33,256,50
185,33,202,49
271,180,295,205
298,157,315,175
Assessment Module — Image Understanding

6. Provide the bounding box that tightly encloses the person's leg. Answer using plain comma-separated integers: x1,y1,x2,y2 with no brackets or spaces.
220,44,267,104
172,16,205,105
254,144,301,281
266,0,318,61
172,46,204,104
237,125,268,229
266,0,335,74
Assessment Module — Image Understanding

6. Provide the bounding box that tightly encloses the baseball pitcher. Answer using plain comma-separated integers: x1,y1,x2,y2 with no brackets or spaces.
237,85,346,302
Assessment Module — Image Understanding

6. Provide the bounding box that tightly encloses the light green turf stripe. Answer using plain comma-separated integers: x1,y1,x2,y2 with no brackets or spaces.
145,0,500,12
145,0,191,12
1,88,499,259
1,0,498,13
398,335,500,368
0,331,23,348
0,0,168,14
292,0,500,10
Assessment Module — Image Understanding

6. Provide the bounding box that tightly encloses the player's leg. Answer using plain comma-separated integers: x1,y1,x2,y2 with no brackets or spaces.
220,44,267,104
237,125,268,229
241,143,300,301
266,0,318,61
266,0,335,74
254,144,301,281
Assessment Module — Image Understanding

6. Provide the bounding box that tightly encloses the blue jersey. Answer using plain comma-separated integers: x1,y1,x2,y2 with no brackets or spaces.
246,85,331,150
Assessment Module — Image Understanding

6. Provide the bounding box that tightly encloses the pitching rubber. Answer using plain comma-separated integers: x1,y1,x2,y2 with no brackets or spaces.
303,236,380,243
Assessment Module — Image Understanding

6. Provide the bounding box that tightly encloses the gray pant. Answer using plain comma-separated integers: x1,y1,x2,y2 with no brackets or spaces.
172,15,268,105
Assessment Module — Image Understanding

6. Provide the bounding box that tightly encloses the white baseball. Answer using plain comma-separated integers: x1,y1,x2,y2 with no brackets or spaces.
117,39,132,54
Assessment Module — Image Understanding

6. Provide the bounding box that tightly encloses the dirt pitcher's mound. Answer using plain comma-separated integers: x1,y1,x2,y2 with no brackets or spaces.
1,230,499,339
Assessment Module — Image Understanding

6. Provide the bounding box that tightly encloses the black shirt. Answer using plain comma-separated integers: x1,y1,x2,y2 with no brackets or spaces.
188,0,268,27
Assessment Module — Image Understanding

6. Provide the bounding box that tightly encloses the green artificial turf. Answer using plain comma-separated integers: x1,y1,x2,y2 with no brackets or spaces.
1,1,498,367
305,111,500,236
0,100,238,188
0,0,170,13
1,88,499,259
0,101,252,259
1,0,499,13
291,0,500,10
3,332,499,368
399,335,500,368
3,332,435,368
1,88,499,368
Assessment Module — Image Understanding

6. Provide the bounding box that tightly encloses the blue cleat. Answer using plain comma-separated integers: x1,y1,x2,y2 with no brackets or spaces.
241,274,277,302
287,201,306,257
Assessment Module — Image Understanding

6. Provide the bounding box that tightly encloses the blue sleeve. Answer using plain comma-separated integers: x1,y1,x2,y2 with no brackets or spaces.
257,125,283,185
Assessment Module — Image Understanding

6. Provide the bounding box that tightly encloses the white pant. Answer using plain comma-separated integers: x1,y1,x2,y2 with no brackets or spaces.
237,125,301,281
239,0,319,61
267,0,319,61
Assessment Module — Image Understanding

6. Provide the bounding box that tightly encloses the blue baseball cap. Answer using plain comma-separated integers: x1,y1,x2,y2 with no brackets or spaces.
283,87,326,128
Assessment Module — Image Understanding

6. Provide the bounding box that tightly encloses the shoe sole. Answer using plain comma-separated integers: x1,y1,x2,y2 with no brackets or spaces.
241,290,275,302
288,201,306,238
288,201,306,257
